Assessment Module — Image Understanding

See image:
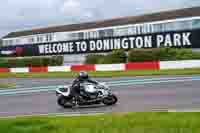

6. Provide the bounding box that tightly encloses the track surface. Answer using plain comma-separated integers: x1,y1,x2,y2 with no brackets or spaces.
0,76,193,88
0,76,200,117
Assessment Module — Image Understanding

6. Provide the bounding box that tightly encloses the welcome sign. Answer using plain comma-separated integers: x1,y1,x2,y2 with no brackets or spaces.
38,32,191,54
0,29,199,57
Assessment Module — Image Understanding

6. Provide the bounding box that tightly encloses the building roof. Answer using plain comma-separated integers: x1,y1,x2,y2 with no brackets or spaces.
3,6,200,39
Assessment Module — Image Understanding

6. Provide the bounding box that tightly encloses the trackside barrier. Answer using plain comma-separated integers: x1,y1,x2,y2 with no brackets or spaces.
29,67,48,73
10,68,29,73
71,65,95,72
0,68,10,73
0,60,200,73
125,62,160,70
48,66,71,72
96,64,125,71
160,60,200,69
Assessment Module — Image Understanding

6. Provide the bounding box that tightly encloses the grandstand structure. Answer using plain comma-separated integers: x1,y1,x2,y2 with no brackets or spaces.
1,6,200,64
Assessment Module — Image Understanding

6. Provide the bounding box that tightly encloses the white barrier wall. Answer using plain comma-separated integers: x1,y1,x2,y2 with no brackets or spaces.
48,66,71,72
3,60,200,73
160,60,200,69
96,64,125,71
10,68,29,73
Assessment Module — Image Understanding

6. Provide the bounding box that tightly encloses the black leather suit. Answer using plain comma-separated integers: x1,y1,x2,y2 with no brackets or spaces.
71,77,98,99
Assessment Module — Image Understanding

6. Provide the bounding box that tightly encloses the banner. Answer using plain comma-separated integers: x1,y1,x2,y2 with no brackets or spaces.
0,29,200,57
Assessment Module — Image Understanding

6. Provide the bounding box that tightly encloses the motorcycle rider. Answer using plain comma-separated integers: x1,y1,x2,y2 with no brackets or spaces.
71,71,98,103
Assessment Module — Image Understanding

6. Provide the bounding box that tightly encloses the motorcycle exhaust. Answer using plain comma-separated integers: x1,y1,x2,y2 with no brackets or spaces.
78,98,102,105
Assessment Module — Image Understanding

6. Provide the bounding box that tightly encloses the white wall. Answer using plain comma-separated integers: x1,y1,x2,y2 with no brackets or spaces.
160,60,200,69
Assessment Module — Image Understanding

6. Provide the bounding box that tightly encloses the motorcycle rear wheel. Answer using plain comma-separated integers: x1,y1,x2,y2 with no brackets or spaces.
102,94,118,106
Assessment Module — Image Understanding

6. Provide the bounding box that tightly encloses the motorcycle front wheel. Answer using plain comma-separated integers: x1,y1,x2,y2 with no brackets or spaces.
102,94,118,106
57,95,74,108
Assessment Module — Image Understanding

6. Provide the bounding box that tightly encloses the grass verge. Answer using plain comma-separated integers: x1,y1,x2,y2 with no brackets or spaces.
0,113,200,133
0,83,16,89
0,68,200,78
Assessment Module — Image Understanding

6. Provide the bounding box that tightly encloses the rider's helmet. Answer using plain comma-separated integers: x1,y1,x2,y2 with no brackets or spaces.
78,71,89,80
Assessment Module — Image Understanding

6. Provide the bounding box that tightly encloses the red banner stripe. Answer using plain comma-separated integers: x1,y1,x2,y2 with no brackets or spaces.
71,65,96,72
29,67,48,73
0,68,10,73
125,62,160,70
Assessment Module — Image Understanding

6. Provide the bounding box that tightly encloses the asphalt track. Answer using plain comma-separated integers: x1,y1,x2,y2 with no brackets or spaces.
0,76,200,117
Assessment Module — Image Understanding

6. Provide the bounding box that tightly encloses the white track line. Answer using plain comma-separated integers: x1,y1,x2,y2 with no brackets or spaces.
1,108,200,118
0,111,109,119
152,108,200,112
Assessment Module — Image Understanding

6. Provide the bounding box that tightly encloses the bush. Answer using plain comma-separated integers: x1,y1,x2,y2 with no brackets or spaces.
128,49,159,62
42,58,51,66
85,50,127,64
128,48,200,62
109,49,127,64
0,56,64,68
0,59,9,67
85,54,105,64
85,48,200,64
29,58,43,67
15,58,27,67
54,56,64,66
191,52,200,59
175,49,193,60
97,55,113,64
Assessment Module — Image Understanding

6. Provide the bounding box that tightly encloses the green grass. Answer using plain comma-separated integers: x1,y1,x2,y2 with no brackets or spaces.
0,68,200,78
0,113,200,133
0,83,16,89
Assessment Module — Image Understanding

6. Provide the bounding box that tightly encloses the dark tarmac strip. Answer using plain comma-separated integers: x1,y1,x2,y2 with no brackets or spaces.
0,76,197,88
0,77,200,117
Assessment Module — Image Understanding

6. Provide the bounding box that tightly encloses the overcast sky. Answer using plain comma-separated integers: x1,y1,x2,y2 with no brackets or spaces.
0,0,200,38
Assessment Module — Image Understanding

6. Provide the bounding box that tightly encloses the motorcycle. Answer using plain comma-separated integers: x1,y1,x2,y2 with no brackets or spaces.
56,82,118,108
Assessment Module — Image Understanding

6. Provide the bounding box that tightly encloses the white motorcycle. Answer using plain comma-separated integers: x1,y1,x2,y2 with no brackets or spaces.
56,82,118,108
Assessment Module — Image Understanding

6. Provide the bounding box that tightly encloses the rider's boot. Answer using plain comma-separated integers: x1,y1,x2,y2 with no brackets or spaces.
72,95,79,107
